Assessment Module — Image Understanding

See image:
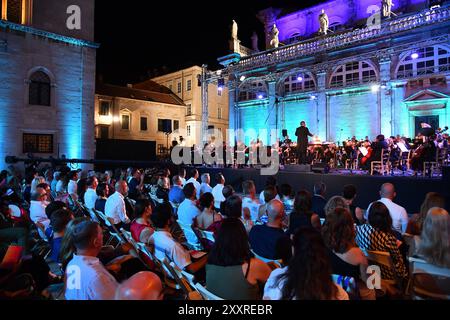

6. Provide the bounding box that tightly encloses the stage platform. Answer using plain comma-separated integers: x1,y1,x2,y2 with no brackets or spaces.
195,166,450,214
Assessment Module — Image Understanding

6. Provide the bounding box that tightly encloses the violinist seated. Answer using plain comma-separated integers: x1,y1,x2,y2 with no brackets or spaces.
410,135,438,173
360,135,388,171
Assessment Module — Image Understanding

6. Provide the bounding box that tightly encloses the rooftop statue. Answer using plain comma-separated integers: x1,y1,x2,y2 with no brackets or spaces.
232,20,238,40
269,24,279,48
382,0,393,18
319,9,329,35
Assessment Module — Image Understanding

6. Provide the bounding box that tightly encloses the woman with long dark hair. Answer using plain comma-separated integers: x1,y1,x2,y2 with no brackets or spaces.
288,190,321,234
264,227,349,300
407,192,445,235
206,218,271,300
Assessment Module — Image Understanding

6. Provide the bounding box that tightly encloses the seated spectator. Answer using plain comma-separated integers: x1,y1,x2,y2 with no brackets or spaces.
311,182,327,219
84,176,99,211
258,186,278,222
199,173,213,197
151,204,207,274
55,172,66,195
0,201,28,253
279,184,294,215
155,177,170,203
415,207,450,269
263,227,349,300
211,173,225,211
127,169,144,200
249,200,291,262
29,189,50,239
342,184,364,225
206,218,272,300
356,202,407,283
219,185,235,214
64,220,119,300
51,171,61,192
178,168,187,187
196,192,222,231
259,176,280,204
115,271,163,300
324,196,349,217
94,182,109,214
177,183,201,245
407,192,445,236
105,180,131,231
45,201,68,220
186,169,201,199
47,209,74,263
288,190,321,235
66,171,79,201
322,208,375,300
242,180,261,223
36,183,52,203
31,176,46,194
365,183,408,234
168,175,185,206
130,199,155,245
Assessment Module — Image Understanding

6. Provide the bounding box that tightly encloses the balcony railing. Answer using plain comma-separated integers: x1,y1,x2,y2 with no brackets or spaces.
235,6,450,72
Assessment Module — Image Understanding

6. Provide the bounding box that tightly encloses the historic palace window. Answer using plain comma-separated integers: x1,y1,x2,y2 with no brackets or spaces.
140,117,148,131
99,101,110,116
2,0,32,24
23,133,53,154
121,114,130,130
284,73,316,94
29,71,51,106
238,81,266,101
330,61,377,88
397,45,450,79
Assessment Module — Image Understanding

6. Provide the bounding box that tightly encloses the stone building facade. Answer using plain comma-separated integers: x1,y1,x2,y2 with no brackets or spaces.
0,0,97,169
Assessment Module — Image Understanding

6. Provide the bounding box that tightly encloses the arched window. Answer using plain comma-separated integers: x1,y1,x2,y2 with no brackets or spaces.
29,71,51,106
396,45,450,79
2,0,32,24
284,73,316,94
238,81,266,101
287,32,303,45
330,61,377,88
329,22,342,32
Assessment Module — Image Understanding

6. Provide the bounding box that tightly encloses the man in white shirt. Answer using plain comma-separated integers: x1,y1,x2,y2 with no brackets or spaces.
186,169,201,199
365,183,409,233
84,176,99,210
105,180,131,229
151,204,207,273
211,173,226,210
179,168,187,187
199,173,212,197
65,220,118,300
177,183,201,245
259,176,280,204
67,171,79,200
242,180,261,222
29,189,50,239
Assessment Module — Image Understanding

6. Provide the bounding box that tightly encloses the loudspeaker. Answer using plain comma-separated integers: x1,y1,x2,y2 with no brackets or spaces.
162,119,172,133
284,164,311,172
311,163,330,174
282,129,288,138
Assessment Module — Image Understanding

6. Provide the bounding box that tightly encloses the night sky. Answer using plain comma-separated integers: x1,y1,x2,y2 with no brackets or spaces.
95,0,318,85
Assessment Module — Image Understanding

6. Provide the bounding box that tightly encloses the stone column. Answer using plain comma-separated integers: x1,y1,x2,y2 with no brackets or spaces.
228,80,236,146
316,70,328,141
379,56,393,137
266,80,278,144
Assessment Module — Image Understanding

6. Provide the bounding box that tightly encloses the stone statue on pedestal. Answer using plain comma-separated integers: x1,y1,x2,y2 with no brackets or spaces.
319,9,329,35
382,0,393,18
269,24,279,48
232,20,238,40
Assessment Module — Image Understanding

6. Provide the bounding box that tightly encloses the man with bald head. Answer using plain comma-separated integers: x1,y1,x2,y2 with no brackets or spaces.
366,183,409,233
115,272,164,300
249,200,291,261
105,180,131,230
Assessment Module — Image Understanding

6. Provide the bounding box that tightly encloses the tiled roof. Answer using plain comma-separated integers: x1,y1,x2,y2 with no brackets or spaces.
96,82,185,106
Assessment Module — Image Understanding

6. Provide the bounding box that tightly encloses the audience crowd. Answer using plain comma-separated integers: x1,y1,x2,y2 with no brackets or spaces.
0,165,449,300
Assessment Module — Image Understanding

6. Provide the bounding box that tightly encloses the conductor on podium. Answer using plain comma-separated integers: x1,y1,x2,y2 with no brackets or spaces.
295,121,314,164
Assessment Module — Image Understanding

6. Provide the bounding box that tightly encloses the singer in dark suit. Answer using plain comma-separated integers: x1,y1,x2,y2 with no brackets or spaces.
295,121,313,164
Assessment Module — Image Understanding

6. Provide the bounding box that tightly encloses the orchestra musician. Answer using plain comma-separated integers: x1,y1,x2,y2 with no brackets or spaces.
360,135,388,171
295,121,314,164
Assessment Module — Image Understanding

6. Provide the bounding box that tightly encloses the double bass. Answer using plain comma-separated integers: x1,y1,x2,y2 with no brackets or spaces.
360,146,373,165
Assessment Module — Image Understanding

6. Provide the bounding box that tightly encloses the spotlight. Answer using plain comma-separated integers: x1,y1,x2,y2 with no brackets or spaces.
240,75,246,82
218,86,224,92
411,52,419,60
258,94,264,99
371,84,380,93
310,95,317,100
297,75,303,82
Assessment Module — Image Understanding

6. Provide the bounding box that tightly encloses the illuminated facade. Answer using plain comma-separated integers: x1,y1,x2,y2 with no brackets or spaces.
215,0,450,145
95,82,186,155
148,66,229,147
0,0,97,169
